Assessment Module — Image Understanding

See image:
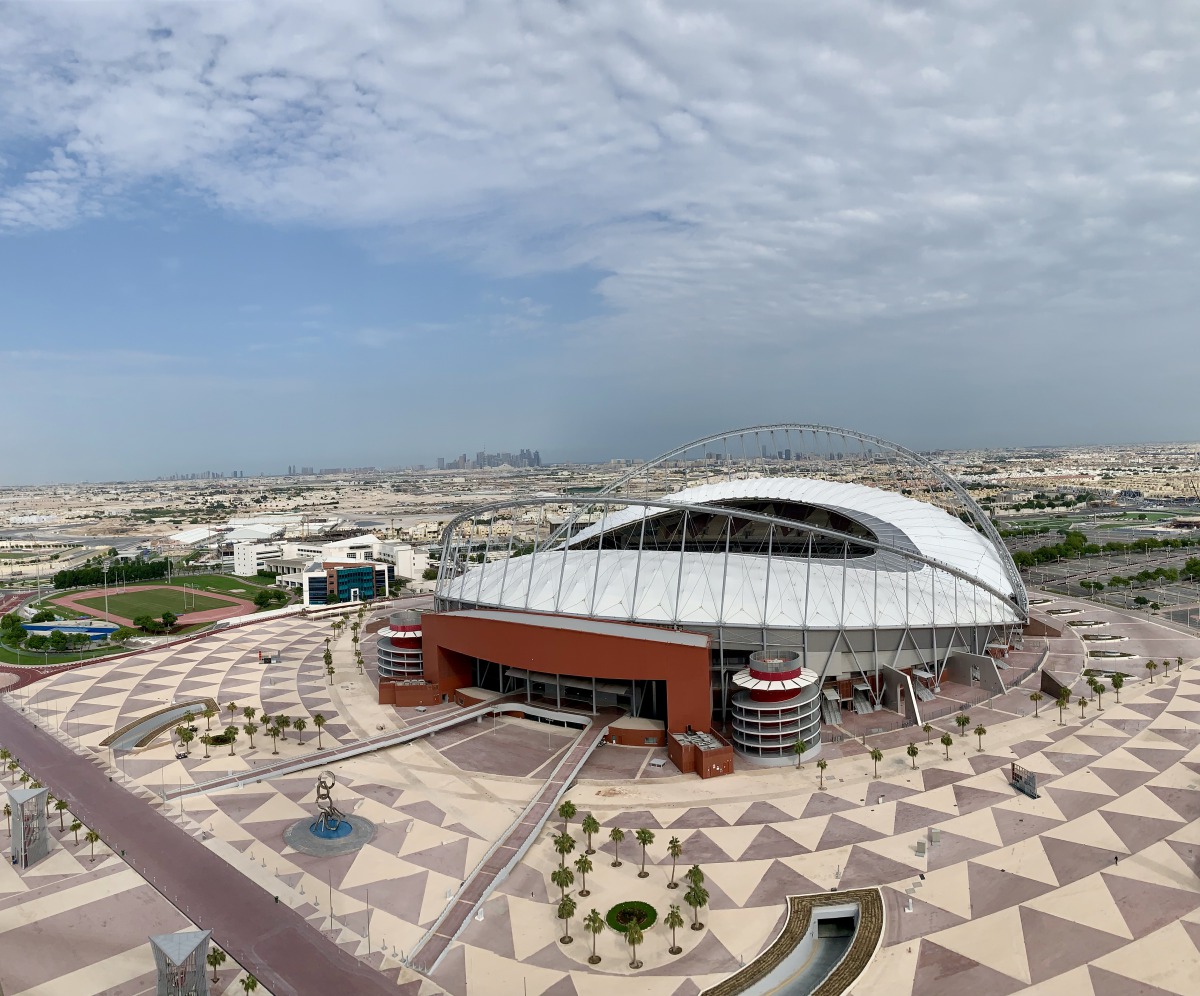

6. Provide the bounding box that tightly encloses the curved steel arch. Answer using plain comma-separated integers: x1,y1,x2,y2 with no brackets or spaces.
549,423,1026,615
435,494,1026,623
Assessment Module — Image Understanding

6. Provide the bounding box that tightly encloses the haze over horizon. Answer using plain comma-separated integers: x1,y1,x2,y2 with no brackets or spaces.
3,2,1200,485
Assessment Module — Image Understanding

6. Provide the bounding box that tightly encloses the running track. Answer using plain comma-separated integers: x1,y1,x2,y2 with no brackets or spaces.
0,696,401,996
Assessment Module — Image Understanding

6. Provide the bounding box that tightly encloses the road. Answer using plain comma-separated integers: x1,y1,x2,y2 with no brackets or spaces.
0,696,403,996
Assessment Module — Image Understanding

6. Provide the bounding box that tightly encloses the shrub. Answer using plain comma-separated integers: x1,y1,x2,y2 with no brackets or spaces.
606,901,657,933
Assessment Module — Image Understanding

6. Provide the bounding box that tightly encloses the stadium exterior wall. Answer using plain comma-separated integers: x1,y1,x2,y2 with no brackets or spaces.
421,610,714,734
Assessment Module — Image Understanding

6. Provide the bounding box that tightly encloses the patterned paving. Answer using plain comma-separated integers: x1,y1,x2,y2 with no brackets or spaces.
0,806,266,995
5,595,1200,995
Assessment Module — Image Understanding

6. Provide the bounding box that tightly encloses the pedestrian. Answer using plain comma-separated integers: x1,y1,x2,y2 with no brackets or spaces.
1114,855,1119,865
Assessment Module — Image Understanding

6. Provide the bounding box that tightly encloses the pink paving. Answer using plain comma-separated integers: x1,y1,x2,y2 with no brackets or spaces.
50,584,256,627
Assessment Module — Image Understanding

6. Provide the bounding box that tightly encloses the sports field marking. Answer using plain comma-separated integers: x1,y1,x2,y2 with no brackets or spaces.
74,588,235,618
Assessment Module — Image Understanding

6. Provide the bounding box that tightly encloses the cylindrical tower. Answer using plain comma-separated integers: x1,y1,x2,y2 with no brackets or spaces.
730,650,821,764
376,609,424,680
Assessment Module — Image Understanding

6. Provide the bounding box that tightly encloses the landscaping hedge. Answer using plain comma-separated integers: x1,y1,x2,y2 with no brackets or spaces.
605,900,658,933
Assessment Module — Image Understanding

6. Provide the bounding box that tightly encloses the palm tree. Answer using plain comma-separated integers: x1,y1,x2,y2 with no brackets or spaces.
685,881,709,931
666,835,683,888
1056,690,1070,725
558,894,577,944
202,706,216,731
551,865,575,901
955,713,970,738
584,908,604,964
242,706,257,724
635,828,655,878
685,864,704,888
869,747,883,776
225,725,239,756
326,662,336,684
940,732,953,760
609,826,625,867
1177,656,1184,672
18,773,29,788
1111,673,1124,702
922,723,933,744
70,819,82,844
553,830,576,869
268,725,280,754
54,797,69,831
617,917,641,968
558,799,577,834
793,738,808,768
201,734,211,758
175,726,190,756
1147,660,1158,683
1030,691,1043,717
906,742,919,769
85,828,100,859
355,650,364,674
665,902,685,954
226,702,239,723
581,813,600,854
206,948,227,984
244,722,258,748
816,758,828,789
1078,694,1087,719
323,647,333,672
1093,681,1106,709
277,716,292,740
293,717,308,744
974,724,987,752
3,803,10,837
6,761,17,784
240,976,258,994
574,853,593,897
314,713,327,748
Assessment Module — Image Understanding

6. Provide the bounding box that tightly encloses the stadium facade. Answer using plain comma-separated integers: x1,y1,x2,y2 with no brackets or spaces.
388,425,1028,764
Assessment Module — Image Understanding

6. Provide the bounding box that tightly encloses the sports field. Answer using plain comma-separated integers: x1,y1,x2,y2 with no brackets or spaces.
74,588,236,618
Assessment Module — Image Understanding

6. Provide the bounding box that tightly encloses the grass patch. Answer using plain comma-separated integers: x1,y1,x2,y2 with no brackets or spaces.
606,901,658,933
74,588,236,618
0,642,118,666
0,550,38,560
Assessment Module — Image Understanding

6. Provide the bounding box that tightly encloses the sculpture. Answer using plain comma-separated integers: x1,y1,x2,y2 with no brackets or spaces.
310,770,347,833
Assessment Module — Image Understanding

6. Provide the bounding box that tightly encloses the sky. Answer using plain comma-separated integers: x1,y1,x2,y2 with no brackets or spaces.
2,1,1199,484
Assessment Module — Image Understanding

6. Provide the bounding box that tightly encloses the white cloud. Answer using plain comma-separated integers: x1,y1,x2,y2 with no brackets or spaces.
2,0,1200,449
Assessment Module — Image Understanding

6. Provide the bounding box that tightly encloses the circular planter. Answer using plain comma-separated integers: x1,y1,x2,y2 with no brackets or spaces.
605,901,658,933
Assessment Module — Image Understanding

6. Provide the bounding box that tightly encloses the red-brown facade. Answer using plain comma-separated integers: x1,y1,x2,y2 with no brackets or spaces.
421,611,714,735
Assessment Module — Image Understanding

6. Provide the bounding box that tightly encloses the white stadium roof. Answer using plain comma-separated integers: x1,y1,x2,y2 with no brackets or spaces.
446,478,1022,630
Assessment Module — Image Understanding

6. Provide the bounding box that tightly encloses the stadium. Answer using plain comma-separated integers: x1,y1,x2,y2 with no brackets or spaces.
401,425,1028,766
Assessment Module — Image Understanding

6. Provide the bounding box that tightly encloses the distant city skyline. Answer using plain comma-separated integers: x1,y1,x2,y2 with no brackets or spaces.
2,4,1199,484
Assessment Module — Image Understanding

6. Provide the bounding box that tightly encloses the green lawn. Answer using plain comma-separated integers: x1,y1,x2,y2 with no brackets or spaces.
163,573,278,595
0,550,37,560
0,642,118,666
74,587,237,619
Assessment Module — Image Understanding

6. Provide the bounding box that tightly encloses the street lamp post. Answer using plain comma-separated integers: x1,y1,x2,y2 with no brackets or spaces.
102,563,110,624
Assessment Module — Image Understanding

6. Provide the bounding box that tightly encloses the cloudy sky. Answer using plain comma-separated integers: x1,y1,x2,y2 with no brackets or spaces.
2,1,1198,483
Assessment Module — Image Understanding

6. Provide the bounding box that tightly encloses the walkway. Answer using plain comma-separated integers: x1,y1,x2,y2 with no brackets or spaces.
410,709,617,971
0,695,401,996
166,694,588,798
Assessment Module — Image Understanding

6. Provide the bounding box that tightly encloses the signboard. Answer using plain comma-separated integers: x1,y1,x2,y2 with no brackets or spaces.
1010,763,1038,799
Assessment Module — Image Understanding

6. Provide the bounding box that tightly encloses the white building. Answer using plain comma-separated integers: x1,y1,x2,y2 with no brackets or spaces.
232,533,429,582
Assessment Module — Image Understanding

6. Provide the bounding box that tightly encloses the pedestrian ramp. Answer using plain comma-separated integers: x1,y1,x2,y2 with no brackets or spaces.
167,697,591,799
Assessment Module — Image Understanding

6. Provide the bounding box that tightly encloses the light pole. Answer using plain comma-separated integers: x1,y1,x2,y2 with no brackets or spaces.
102,563,110,624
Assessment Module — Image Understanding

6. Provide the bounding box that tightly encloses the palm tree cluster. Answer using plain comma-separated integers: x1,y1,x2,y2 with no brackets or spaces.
552,801,710,969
